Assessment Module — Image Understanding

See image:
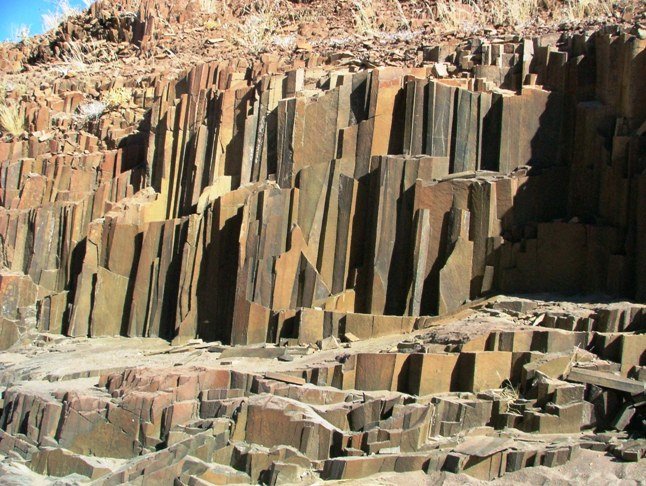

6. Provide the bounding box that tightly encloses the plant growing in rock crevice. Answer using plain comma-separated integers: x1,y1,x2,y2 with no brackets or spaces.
101,88,133,110
60,41,90,71
0,103,25,138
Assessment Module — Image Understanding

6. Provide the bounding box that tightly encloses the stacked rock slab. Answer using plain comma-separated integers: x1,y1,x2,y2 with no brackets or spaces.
1,298,643,482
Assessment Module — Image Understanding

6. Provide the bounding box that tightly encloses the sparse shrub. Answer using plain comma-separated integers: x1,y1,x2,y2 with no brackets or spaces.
435,0,483,32
61,41,88,70
75,101,106,122
101,88,133,110
200,0,225,14
42,0,82,32
234,3,281,55
10,24,31,43
561,0,613,21
352,0,411,36
430,0,614,32
489,0,540,26
0,103,25,138
353,0,379,36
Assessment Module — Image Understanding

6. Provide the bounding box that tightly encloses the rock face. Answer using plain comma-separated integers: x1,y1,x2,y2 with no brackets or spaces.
0,3,645,483
2,28,644,349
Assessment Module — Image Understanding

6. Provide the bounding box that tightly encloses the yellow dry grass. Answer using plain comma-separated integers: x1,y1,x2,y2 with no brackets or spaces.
101,87,133,110
0,103,25,138
432,0,616,31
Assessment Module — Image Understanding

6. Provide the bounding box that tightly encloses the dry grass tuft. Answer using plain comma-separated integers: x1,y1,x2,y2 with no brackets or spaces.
390,0,412,30
66,41,89,67
201,0,320,53
200,0,225,14
233,1,282,55
101,88,133,110
491,0,540,26
431,0,616,32
272,35,296,50
42,0,83,32
353,0,412,36
200,0,232,31
492,379,521,413
353,0,380,35
58,40,114,71
434,0,539,30
75,100,106,123
3,82,27,98
435,0,481,33
560,0,614,21
0,103,25,138
10,24,31,43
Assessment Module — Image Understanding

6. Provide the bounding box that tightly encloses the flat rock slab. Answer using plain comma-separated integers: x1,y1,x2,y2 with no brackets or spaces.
566,368,646,394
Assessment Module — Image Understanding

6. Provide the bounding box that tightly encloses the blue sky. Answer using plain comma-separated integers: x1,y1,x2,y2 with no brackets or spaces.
0,0,90,41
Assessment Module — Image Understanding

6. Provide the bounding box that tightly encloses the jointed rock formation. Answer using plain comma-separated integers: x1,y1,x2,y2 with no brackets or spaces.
2,29,645,347
0,0,644,483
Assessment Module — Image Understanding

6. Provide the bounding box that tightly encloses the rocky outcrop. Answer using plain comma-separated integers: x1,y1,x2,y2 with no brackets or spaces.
2,28,644,349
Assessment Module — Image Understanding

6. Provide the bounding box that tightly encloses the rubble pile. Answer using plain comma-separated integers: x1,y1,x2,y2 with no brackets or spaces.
0,0,644,483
